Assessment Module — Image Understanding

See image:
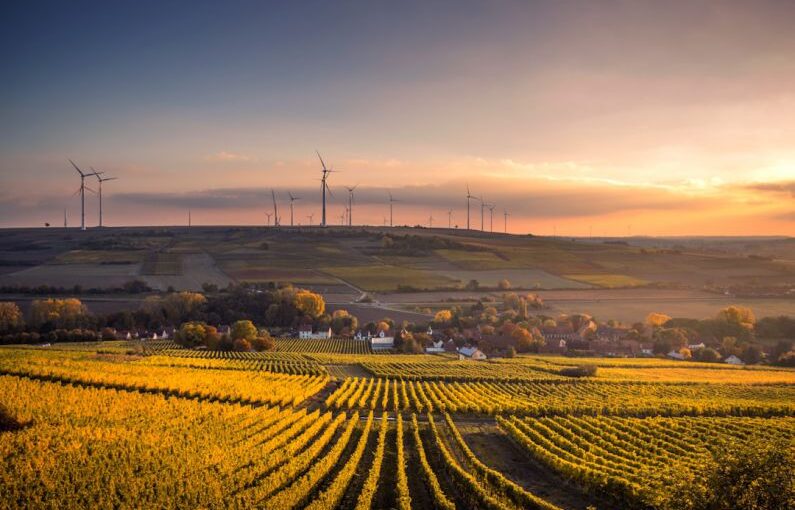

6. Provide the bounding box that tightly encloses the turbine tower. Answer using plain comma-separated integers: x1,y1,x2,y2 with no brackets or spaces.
93,169,118,228
479,195,486,231
388,192,399,227
316,151,334,227
447,209,453,229
503,210,509,233
69,160,99,231
429,213,433,228
307,212,314,226
488,204,495,233
288,192,300,226
265,212,273,226
465,184,475,230
271,189,279,226
345,185,358,227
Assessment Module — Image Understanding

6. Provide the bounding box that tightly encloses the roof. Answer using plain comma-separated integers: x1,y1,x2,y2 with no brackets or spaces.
298,324,313,332
458,346,482,357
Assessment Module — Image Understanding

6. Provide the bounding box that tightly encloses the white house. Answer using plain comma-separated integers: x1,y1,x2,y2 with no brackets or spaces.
425,339,445,353
688,342,706,350
370,330,394,350
666,350,686,361
725,354,745,366
458,346,487,360
299,325,332,340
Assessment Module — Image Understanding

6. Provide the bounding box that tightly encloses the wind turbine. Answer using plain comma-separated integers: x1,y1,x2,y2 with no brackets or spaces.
503,210,509,233
265,212,272,225
93,169,118,228
288,192,300,226
429,213,434,228
465,184,475,230
339,211,346,225
447,209,453,229
63,209,67,230
69,160,99,231
487,204,495,233
316,151,335,227
271,189,279,226
479,195,486,231
388,192,399,227
307,212,314,226
344,185,358,227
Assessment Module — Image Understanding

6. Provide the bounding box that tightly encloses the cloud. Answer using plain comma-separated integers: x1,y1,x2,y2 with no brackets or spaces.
110,178,708,219
744,180,795,198
204,151,252,163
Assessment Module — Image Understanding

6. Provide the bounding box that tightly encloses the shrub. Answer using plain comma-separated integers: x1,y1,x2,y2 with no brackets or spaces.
560,365,598,378
0,403,25,432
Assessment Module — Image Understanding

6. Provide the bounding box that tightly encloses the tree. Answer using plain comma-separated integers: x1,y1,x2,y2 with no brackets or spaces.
30,298,89,329
653,327,689,354
175,322,210,348
664,439,794,510
505,346,516,358
0,302,23,333
717,305,756,328
231,320,257,342
293,290,325,318
330,309,358,335
465,279,479,291
433,309,453,324
693,347,721,363
646,312,672,328
251,332,274,352
497,279,511,290
376,321,391,334
512,327,544,353
233,338,252,352
741,344,764,365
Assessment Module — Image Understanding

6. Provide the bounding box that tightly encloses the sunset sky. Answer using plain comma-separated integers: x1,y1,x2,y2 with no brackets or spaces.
1,1,793,235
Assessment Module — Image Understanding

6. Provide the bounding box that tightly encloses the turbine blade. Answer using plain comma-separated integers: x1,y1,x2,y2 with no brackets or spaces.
69,159,84,177
316,150,327,171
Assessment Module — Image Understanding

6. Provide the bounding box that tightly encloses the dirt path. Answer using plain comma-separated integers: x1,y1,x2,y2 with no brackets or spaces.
457,422,613,510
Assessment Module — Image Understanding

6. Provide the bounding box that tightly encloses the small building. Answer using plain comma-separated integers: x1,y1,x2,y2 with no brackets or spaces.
725,354,745,366
444,339,458,353
666,350,686,361
370,330,394,350
299,325,332,340
688,342,706,351
458,346,487,360
425,339,445,353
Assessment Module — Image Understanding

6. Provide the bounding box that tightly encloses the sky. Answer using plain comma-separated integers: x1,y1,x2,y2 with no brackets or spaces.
0,0,793,235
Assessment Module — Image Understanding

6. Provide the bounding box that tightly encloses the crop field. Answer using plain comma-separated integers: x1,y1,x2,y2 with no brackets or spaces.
1,342,793,510
561,273,648,288
321,264,458,291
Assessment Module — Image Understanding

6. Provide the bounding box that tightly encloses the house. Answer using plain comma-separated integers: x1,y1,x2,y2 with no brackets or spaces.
539,338,568,354
370,330,394,350
666,350,686,360
595,326,631,343
299,325,332,340
725,354,745,366
688,342,706,351
218,325,232,337
458,346,487,360
541,326,580,345
425,339,445,353
444,339,458,353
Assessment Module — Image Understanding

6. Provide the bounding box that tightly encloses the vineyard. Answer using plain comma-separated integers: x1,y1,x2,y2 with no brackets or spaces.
1,342,793,509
